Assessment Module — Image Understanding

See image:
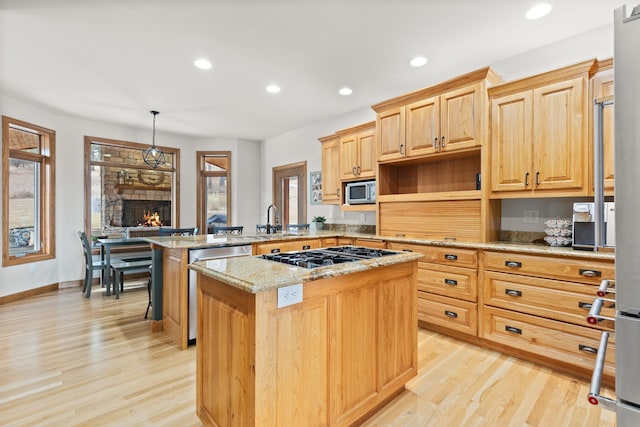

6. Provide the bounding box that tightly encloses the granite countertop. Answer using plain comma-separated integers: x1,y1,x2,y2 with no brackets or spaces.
145,231,615,261
188,250,424,293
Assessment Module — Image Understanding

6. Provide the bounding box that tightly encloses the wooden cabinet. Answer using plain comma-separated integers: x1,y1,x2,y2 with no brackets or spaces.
489,60,594,197
162,247,189,349
591,59,614,194
253,238,321,255
376,73,495,163
480,250,615,382
388,242,478,336
196,261,417,427
319,135,341,204
353,238,386,248
339,122,376,180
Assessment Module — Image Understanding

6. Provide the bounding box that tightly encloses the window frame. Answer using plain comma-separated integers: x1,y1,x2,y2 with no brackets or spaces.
2,116,56,267
196,151,232,234
84,136,180,238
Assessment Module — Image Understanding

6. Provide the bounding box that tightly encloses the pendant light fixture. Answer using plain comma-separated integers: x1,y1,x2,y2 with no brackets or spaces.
142,110,167,169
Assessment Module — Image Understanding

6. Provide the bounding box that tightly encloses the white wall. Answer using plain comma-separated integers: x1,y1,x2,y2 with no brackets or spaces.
0,94,259,296
260,108,377,226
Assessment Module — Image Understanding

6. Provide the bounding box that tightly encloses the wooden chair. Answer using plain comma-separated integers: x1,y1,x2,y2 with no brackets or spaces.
147,227,198,318
78,231,108,298
256,224,282,234
212,226,244,235
286,223,310,232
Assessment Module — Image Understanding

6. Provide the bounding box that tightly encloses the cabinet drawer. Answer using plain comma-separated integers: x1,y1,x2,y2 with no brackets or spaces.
482,306,615,377
354,238,386,249
388,242,477,268
419,263,477,302
418,293,477,336
254,239,321,255
482,251,614,284
483,271,615,330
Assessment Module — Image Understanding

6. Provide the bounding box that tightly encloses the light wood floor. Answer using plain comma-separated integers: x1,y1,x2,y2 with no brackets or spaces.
0,283,617,426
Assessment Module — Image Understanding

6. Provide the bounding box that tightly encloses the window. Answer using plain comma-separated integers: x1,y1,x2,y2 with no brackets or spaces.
273,161,307,226
197,151,231,233
84,137,179,239
2,116,56,266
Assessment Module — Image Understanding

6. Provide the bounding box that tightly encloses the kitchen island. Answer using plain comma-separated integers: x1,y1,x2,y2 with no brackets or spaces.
189,248,422,427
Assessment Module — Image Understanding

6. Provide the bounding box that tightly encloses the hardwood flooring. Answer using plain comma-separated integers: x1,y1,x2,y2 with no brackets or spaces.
0,283,617,426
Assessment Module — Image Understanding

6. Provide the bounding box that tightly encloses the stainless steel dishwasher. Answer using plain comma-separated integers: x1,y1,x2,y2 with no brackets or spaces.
188,244,252,343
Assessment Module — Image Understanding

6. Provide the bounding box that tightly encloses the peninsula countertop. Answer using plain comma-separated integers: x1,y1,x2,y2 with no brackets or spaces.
188,249,424,293
144,230,615,261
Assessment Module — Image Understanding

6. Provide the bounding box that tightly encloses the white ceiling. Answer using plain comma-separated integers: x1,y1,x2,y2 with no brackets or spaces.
0,0,628,140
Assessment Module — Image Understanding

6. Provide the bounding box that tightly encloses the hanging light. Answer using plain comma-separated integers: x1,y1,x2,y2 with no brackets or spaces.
142,110,167,169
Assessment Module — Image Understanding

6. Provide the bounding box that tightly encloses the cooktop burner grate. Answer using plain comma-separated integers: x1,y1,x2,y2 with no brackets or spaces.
260,246,400,269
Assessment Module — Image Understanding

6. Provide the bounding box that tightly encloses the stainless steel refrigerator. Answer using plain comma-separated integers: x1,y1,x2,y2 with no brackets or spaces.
589,4,640,425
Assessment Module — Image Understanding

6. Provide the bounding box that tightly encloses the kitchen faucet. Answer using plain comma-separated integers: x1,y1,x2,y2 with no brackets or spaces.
266,204,279,234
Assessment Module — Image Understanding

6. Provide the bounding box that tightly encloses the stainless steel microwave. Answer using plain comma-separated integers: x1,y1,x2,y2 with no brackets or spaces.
345,180,376,205
572,202,615,250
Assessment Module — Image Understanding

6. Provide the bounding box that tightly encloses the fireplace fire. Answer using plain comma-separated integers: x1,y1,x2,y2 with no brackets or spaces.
121,200,171,227
142,211,163,227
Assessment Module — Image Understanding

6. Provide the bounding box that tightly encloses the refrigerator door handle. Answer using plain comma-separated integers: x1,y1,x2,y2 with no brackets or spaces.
587,331,617,411
597,279,616,297
587,297,616,325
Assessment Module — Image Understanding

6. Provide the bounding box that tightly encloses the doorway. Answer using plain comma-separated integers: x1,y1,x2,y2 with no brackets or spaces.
273,161,307,228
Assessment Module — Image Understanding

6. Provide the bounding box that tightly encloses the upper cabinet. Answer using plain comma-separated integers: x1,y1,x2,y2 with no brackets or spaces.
373,68,501,163
591,59,614,195
489,60,595,198
318,135,340,204
338,122,376,181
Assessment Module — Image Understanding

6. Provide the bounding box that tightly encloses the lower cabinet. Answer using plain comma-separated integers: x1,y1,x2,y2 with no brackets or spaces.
388,242,478,336
253,238,321,255
479,250,616,383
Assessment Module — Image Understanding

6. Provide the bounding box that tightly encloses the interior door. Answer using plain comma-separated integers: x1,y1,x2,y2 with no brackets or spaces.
273,161,307,227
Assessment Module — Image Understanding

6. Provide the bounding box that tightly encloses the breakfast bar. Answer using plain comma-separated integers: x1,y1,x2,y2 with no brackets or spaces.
189,247,423,427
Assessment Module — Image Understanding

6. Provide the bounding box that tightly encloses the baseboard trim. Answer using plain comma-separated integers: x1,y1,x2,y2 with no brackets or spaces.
0,283,59,305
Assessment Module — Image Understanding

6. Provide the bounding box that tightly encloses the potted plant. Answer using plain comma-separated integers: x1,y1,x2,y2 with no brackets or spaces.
312,215,326,230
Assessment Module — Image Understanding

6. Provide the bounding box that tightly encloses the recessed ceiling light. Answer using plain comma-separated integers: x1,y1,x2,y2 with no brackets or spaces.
266,84,281,94
526,3,552,20
410,56,428,67
339,87,353,96
194,59,212,70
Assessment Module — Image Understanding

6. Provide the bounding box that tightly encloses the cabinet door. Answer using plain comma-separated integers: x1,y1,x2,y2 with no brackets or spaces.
440,83,483,152
321,139,341,203
357,130,376,178
339,134,358,180
406,96,440,157
532,77,586,192
376,107,405,161
490,91,533,193
592,69,615,193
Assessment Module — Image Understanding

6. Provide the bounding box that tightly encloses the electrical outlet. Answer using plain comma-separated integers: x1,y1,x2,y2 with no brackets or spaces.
523,209,540,224
359,213,366,223
277,283,303,308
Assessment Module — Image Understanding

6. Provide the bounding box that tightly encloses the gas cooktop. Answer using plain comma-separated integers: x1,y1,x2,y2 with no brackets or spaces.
260,246,400,269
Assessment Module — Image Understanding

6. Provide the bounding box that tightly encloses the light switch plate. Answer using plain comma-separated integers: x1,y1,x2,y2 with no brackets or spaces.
277,283,303,308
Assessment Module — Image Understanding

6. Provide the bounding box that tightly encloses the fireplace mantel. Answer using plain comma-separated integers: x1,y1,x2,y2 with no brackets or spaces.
115,184,171,193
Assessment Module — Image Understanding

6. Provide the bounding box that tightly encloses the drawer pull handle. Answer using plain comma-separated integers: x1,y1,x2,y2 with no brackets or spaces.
505,325,522,335
505,261,522,268
579,301,593,310
579,344,598,354
444,310,458,318
271,248,281,253
505,289,522,297
444,279,458,286
444,254,458,261
402,249,413,252
395,233,405,237
302,245,311,250
580,269,602,277
444,237,457,241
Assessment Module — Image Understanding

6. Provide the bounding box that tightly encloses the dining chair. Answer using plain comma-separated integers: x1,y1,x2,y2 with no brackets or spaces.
256,224,282,234
158,227,199,236
78,231,108,298
286,223,310,232
146,227,198,319
212,226,244,235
